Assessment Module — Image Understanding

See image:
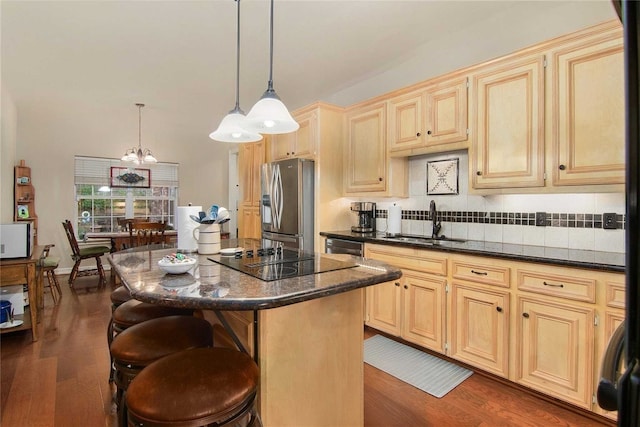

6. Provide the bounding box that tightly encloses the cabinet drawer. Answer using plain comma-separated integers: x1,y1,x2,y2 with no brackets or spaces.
0,264,29,285
605,281,625,309
517,269,595,303
365,244,447,276
451,259,510,288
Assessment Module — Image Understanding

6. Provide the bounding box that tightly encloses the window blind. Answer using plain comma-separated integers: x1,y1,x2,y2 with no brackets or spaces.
74,156,179,187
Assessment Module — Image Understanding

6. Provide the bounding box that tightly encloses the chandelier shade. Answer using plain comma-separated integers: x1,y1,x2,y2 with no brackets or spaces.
210,0,262,143
244,0,298,135
122,103,157,164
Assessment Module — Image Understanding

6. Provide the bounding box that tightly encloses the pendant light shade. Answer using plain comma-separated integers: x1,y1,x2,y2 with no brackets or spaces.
210,0,262,143
244,0,298,134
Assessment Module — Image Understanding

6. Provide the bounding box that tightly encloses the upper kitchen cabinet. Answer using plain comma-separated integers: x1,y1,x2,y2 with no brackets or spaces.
269,109,317,161
344,100,407,196
470,52,546,190
551,23,624,186
388,75,469,157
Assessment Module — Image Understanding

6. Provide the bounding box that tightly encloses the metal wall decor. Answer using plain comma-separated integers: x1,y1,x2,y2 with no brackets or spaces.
427,159,459,195
110,167,151,188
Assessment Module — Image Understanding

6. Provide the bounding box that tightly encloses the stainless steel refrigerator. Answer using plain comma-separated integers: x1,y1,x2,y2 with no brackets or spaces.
260,158,314,252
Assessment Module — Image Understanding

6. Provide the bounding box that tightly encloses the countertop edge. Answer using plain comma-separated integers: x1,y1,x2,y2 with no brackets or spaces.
320,231,625,273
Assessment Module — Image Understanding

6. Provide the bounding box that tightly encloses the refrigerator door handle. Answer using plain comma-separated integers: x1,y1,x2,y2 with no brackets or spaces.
271,164,282,230
597,320,626,411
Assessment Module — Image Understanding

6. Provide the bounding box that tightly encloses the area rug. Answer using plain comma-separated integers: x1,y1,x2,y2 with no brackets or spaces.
364,334,473,398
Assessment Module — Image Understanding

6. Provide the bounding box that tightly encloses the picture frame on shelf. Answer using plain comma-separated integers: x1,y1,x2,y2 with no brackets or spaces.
110,167,151,188
17,205,29,219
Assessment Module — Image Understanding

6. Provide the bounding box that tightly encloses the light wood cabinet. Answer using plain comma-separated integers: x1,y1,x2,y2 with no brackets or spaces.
14,160,38,244
238,140,265,239
515,295,595,409
364,241,625,415
449,282,510,377
270,109,317,161
388,76,468,156
344,101,407,196
551,25,624,186
365,244,446,352
470,52,546,189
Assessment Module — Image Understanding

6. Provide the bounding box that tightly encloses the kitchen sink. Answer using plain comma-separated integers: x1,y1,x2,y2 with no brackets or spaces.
382,234,467,244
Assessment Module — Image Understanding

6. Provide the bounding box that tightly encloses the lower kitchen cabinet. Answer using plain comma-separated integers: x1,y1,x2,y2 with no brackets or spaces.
365,244,447,353
449,282,510,378
365,278,401,336
515,295,595,409
363,241,625,418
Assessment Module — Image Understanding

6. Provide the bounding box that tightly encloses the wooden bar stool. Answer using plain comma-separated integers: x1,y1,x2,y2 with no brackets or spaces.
109,298,194,383
110,315,214,427
126,347,261,427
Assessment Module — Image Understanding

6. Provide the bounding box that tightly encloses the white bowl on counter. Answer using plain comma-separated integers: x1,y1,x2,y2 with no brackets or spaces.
158,257,197,274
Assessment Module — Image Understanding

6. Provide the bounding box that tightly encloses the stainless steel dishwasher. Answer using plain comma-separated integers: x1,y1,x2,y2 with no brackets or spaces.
324,238,363,256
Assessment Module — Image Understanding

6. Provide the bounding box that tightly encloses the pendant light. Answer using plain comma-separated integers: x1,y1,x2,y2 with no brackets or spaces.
209,0,262,143
121,103,157,164
244,0,299,134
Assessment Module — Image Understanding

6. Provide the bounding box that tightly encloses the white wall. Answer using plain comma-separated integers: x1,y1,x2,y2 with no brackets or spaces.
1,88,17,223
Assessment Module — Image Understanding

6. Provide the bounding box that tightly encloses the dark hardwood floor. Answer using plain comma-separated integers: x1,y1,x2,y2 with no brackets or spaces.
1,273,613,426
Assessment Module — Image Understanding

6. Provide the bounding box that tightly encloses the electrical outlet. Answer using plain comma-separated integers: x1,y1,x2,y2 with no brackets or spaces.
603,213,617,229
535,212,546,227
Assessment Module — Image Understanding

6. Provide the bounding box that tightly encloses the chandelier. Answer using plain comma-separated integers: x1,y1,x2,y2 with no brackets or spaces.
121,103,157,164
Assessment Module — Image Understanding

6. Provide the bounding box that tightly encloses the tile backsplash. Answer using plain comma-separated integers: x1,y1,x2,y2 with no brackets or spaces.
367,150,625,253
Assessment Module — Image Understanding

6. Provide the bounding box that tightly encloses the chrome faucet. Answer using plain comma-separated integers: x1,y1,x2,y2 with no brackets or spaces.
430,200,441,239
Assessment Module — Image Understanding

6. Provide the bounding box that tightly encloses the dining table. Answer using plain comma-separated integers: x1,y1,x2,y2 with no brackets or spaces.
85,229,177,252
107,239,402,427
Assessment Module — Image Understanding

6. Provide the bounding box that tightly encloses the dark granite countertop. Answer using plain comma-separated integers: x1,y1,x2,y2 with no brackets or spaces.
320,230,625,273
107,239,402,310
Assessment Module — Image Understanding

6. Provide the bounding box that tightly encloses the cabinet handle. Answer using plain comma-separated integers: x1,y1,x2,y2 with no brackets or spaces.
543,281,564,288
559,164,566,170
404,285,408,289
522,312,530,318
427,130,432,135
476,171,482,176
416,132,421,137
395,282,400,287
471,270,488,276
291,152,295,155
496,306,503,313
286,152,290,155
379,177,383,182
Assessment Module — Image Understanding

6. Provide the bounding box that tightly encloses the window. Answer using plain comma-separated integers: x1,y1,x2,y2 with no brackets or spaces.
74,156,179,238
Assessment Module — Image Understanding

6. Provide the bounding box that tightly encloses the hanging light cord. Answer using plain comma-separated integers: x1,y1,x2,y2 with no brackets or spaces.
233,0,242,112
267,0,274,92
137,103,143,151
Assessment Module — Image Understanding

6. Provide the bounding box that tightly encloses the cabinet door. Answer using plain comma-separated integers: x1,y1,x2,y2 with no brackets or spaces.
365,279,401,336
239,144,254,208
552,33,624,185
344,102,387,193
388,91,424,152
425,77,468,146
271,133,295,161
251,141,265,207
401,270,446,353
471,54,545,189
292,110,317,159
516,296,594,409
449,283,510,377
239,206,261,239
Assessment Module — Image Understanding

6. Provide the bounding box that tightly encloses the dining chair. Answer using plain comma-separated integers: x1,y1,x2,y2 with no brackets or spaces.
39,244,61,305
62,220,110,287
130,222,166,247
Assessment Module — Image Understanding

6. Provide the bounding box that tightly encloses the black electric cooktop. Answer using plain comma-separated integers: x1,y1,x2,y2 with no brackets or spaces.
210,247,358,281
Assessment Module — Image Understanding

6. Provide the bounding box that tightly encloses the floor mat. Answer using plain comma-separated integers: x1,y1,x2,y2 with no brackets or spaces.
364,334,473,398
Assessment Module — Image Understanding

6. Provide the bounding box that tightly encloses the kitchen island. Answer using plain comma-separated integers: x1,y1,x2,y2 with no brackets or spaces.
108,240,402,427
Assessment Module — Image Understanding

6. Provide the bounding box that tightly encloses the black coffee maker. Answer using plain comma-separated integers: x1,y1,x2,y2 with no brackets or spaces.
351,202,376,233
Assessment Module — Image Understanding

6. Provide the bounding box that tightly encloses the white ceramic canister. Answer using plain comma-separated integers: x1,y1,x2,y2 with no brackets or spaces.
192,223,221,254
